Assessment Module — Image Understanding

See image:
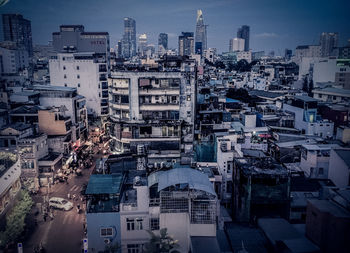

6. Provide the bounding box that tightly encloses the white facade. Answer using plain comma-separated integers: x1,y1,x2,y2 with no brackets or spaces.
328,149,350,188
49,52,109,117
229,38,245,52
300,144,339,178
118,169,217,253
283,102,334,138
312,58,338,83
236,50,252,63
0,45,29,74
204,48,217,63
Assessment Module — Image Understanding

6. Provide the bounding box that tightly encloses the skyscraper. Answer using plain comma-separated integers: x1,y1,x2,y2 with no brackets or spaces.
122,17,136,58
158,33,168,52
138,33,147,57
178,32,194,56
320,32,338,57
237,25,250,52
2,14,33,56
195,9,207,55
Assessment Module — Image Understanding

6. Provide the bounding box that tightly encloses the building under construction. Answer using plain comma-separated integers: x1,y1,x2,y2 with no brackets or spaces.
232,157,290,223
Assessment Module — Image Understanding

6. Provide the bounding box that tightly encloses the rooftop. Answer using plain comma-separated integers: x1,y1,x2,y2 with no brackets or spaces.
148,167,216,196
294,95,318,103
0,122,32,132
85,174,124,195
258,218,319,253
334,149,350,167
235,157,288,176
33,85,77,92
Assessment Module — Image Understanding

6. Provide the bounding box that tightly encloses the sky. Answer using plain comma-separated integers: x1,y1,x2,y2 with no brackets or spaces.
0,0,350,55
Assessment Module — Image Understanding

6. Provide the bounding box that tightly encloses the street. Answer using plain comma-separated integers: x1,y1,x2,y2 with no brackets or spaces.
22,146,105,253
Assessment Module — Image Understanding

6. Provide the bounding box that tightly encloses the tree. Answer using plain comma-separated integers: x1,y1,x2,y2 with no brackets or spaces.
214,61,225,69
143,228,180,253
0,190,33,248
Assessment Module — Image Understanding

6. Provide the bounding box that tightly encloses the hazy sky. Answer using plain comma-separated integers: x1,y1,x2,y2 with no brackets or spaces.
1,0,350,54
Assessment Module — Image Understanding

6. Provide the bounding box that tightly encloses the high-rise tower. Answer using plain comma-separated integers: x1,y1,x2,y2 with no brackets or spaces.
2,14,33,56
237,25,250,52
195,10,207,55
122,17,136,58
320,32,338,57
179,32,194,56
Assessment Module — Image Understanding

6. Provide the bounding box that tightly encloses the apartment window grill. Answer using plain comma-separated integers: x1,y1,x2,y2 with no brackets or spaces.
190,198,216,224
150,217,160,230
160,191,189,213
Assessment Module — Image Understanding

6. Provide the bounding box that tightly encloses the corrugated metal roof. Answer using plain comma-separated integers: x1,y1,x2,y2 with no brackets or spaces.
85,174,123,195
148,167,216,196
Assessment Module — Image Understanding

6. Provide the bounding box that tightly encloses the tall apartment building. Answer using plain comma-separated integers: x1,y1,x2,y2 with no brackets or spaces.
179,32,194,56
122,18,136,58
138,34,147,57
195,9,207,54
229,38,245,52
108,69,196,164
237,25,250,52
2,14,33,57
320,32,338,57
158,33,168,56
49,52,109,118
0,41,29,74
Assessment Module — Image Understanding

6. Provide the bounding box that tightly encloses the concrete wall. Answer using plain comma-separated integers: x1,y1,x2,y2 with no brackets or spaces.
328,149,350,187
160,212,190,253
86,212,121,253
49,53,103,116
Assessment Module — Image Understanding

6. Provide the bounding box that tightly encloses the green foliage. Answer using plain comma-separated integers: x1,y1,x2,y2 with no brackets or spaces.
0,190,33,248
144,228,180,253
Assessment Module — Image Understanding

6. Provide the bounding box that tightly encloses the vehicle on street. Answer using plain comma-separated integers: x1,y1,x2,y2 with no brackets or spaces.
49,197,73,211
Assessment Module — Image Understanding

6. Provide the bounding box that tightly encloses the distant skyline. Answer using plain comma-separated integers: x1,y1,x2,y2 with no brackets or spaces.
0,0,350,54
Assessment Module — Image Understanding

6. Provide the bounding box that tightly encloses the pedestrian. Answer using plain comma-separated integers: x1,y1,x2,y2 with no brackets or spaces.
68,193,71,199
73,194,76,201
43,213,47,222
49,212,54,220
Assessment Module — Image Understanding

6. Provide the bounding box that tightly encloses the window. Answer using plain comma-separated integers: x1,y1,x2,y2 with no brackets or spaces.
127,244,141,253
136,218,143,230
150,218,160,230
76,66,79,70
100,227,113,237
64,83,67,87
78,83,80,87
126,218,135,231
63,66,66,70
64,74,67,79
126,218,143,230
77,75,80,79
319,167,324,175
187,95,191,101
